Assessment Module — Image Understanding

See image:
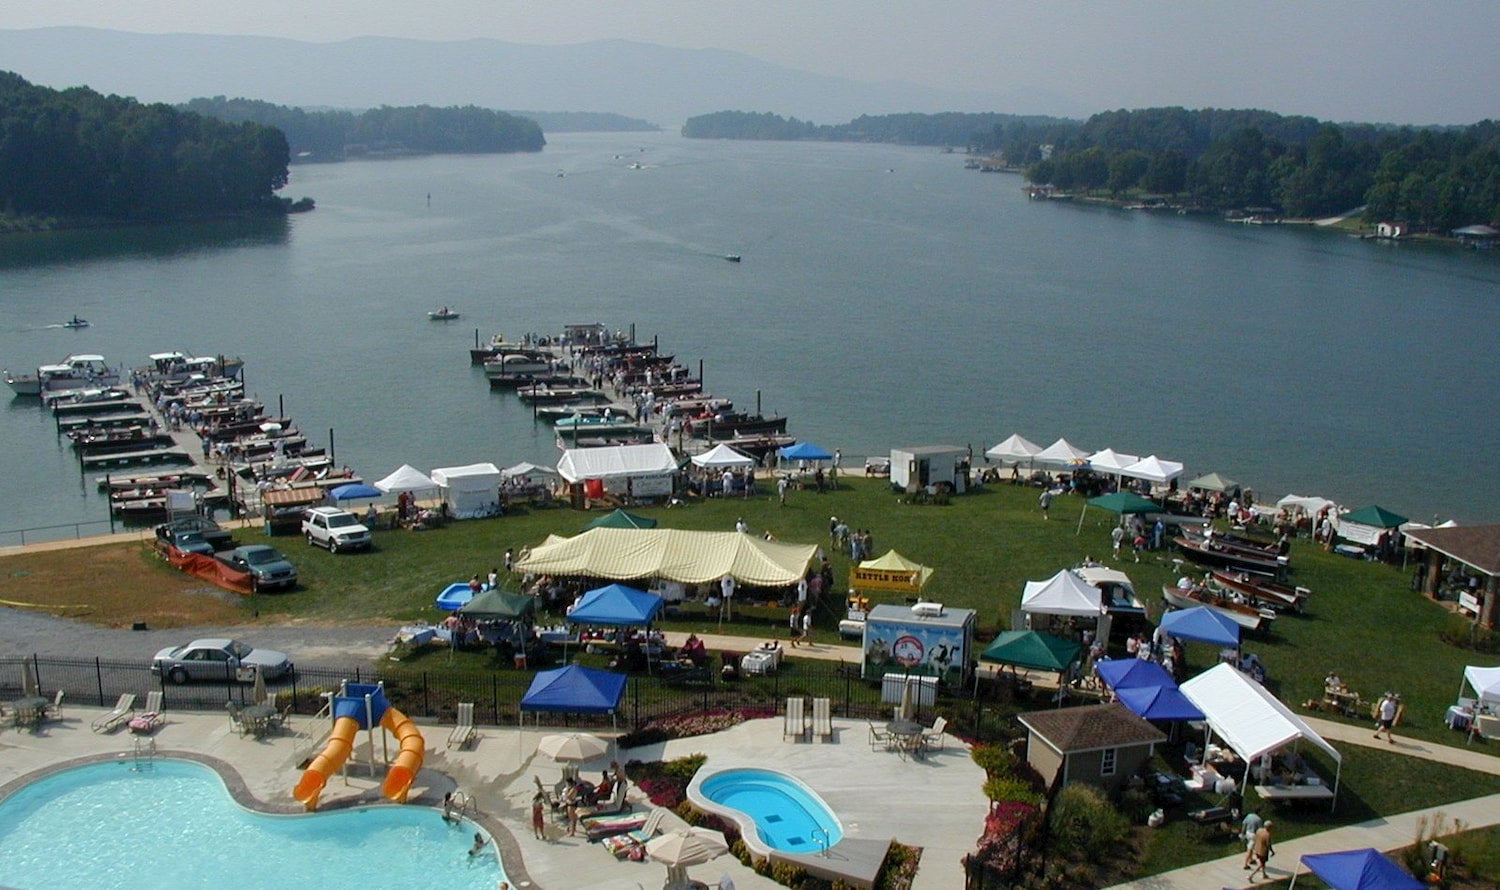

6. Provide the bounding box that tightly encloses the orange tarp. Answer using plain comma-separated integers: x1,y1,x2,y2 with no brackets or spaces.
163,545,253,595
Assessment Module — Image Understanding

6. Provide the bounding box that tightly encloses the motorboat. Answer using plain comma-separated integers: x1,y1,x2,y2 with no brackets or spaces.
703,413,790,439
1209,570,1309,612
6,354,120,397
62,316,90,329
429,308,461,321
1162,584,1275,631
1174,534,1288,578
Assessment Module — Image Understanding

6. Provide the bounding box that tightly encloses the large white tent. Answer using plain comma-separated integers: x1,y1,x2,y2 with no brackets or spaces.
557,443,679,497
515,527,816,587
430,462,502,519
1277,494,1338,518
1087,448,1139,474
1034,438,1091,468
1118,455,1185,485
501,461,558,480
373,463,439,494
986,434,1043,464
1180,663,1342,808
1464,665,1500,704
1021,569,1104,616
689,443,756,468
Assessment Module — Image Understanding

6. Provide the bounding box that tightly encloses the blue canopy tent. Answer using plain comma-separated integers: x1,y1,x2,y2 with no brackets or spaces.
1095,658,1175,691
1115,684,1205,721
329,483,383,501
1290,848,1423,890
567,583,664,626
777,442,833,462
519,664,629,735
1160,606,1241,648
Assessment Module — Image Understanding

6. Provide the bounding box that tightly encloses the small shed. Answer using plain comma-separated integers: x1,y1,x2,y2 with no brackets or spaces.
1018,702,1166,793
890,445,969,494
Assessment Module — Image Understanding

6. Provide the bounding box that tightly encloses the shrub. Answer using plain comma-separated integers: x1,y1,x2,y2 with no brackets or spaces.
1048,784,1130,864
971,743,1017,776
1118,787,1156,825
985,775,1043,807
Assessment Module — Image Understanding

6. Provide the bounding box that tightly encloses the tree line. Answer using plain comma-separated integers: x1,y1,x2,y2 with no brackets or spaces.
0,71,290,223
682,110,1073,147
180,97,546,161
998,107,1500,229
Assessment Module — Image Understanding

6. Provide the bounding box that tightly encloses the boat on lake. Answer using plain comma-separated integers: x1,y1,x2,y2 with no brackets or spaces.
6,354,121,397
429,308,461,321
62,316,89,329
703,413,790,440
1162,583,1275,631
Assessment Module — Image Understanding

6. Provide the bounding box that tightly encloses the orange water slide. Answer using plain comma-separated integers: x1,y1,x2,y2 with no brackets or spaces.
293,715,359,811
380,707,425,803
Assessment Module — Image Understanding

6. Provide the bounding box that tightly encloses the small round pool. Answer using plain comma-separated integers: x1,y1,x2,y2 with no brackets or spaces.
690,767,843,857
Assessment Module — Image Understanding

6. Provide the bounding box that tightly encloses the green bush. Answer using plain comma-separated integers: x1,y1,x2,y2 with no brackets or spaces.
985,776,1043,806
971,743,1018,776
1439,613,1496,652
663,753,708,780
1048,784,1130,864
1118,788,1156,825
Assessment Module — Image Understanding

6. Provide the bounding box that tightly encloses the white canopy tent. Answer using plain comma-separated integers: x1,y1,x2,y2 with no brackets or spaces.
1463,665,1500,704
689,443,756,468
430,462,502,519
1118,455,1184,485
1034,438,1091,469
501,461,558,480
373,463,439,494
986,434,1043,464
1277,494,1339,518
1022,569,1105,616
1087,448,1139,478
1180,663,1342,810
557,443,678,484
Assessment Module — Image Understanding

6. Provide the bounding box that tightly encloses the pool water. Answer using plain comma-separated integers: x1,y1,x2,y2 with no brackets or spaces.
0,760,505,890
697,768,843,855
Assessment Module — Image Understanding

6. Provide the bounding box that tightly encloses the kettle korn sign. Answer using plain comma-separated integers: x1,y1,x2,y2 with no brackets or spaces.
850,565,924,592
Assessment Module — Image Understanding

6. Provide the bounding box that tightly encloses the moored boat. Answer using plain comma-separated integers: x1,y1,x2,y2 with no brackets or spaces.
6,354,120,397
1209,570,1309,612
703,413,790,440
1162,584,1274,631
1174,534,1288,578
429,308,461,321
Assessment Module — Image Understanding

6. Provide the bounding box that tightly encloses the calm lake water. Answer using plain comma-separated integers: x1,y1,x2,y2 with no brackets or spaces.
2,132,1497,538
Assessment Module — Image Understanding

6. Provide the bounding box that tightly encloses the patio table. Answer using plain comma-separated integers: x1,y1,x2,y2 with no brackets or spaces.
11,696,49,730
241,703,278,737
886,719,923,760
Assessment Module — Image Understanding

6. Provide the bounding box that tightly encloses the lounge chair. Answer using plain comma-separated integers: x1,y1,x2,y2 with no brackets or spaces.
811,697,833,742
783,696,807,742
448,702,475,749
48,689,65,723
129,691,164,734
921,716,947,753
91,693,136,733
579,778,631,818
868,721,892,751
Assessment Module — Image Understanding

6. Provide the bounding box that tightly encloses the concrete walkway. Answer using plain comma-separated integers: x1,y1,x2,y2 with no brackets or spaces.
1107,719,1500,889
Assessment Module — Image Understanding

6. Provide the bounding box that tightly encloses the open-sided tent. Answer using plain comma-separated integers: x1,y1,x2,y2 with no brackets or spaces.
373,463,438,494
501,461,557,480
1035,437,1091,468
1022,569,1104,616
981,630,1081,673
1278,493,1338,518
567,583,664,626
851,549,934,593
778,441,833,462
1115,685,1205,722
519,664,628,731
1338,505,1409,546
557,442,678,491
1463,665,1500,704
515,527,816,587
430,462,502,519
329,483,383,501
690,443,756,468
585,508,659,530
1087,448,1139,475
1187,472,1237,492
1095,658,1174,691
1077,490,1162,534
1291,848,1423,890
1181,663,1342,809
1160,606,1241,647
1118,455,1184,486
986,433,1042,465
458,589,536,620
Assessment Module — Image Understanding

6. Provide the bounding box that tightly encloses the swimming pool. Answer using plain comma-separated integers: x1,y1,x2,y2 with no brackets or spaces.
0,759,505,889
691,767,843,857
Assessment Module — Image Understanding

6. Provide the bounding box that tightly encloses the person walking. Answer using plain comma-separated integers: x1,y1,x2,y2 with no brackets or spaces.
1240,810,1263,869
789,605,801,647
1247,820,1274,881
1375,691,1400,743
777,475,789,506
801,608,813,646
1039,488,1053,519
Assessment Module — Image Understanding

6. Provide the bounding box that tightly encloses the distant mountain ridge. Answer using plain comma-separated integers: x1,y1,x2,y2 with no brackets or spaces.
0,27,1078,127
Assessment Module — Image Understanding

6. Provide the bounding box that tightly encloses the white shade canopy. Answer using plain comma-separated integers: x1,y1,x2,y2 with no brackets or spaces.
1021,569,1104,616
1034,438,1091,467
646,826,730,866
986,434,1042,462
690,443,756,468
1118,454,1184,484
373,463,438,494
1087,448,1139,473
1464,665,1500,703
501,461,558,479
557,443,677,484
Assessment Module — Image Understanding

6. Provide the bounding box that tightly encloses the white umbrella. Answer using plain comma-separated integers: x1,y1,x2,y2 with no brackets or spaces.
22,664,38,697
647,826,729,889
536,732,609,763
252,664,267,705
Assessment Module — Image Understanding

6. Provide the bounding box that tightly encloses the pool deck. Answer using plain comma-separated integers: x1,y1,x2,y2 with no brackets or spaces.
1,704,986,890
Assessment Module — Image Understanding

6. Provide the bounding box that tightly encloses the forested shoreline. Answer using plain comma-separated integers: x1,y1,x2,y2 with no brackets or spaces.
686,107,1500,229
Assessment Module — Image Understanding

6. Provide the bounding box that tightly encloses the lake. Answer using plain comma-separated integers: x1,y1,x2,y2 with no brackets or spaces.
2,131,1496,540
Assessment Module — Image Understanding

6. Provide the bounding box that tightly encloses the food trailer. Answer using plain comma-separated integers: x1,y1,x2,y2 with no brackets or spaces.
861,602,976,687
890,445,970,494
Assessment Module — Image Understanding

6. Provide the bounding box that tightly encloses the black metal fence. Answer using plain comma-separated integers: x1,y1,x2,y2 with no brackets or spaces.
2,654,973,732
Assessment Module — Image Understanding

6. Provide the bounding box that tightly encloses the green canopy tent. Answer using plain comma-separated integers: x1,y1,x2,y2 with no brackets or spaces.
457,589,537,619
585,508,659,531
980,630,1081,673
1077,491,1161,535
1341,505,1408,529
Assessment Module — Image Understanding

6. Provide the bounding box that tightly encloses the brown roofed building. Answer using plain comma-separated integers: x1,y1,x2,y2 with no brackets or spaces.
1405,524,1500,627
1018,702,1167,794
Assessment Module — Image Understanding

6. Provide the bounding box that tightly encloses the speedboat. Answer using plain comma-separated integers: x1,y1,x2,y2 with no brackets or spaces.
6,354,120,397
429,308,461,321
63,316,90,329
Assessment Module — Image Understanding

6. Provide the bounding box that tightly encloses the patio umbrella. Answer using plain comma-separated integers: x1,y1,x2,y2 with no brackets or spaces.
329,483,383,501
536,732,609,763
252,664,268,704
21,663,37,697
646,826,729,889
898,674,916,721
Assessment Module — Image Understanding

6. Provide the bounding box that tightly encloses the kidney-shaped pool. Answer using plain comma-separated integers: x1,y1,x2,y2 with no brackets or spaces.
690,767,843,857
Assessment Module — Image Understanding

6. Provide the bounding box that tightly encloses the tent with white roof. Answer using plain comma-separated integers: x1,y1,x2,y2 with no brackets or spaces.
986,434,1043,464
1180,663,1342,809
374,464,439,494
1021,569,1104,616
1118,455,1184,485
1463,665,1500,704
430,462,502,519
1034,438,1091,468
1087,448,1139,475
689,443,756,468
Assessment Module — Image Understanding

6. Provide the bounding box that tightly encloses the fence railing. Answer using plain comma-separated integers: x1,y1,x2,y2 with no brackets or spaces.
0,519,121,548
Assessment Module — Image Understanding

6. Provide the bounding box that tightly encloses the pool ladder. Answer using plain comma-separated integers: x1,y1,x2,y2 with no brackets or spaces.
130,737,157,772
811,826,830,857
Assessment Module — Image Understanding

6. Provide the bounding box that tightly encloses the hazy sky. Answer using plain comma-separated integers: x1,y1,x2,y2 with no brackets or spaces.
10,0,1498,124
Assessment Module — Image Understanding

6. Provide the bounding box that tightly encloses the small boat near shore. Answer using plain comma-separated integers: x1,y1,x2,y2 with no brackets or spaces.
1162,584,1275,631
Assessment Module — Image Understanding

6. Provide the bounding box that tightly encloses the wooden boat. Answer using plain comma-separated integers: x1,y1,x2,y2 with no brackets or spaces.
552,414,650,436
488,372,582,391
516,384,609,405
1180,525,1287,558
535,404,608,423
69,428,174,454
428,308,461,320
96,470,211,491
1209,570,1309,612
704,414,789,440
720,435,795,460
60,412,152,432
42,387,129,407
1174,534,1287,578
1162,584,1274,631
51,398,145,417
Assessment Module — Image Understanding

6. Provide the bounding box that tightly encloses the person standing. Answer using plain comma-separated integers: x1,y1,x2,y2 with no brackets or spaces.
1111,525,1125,557
1039,488,1053,519
777,475,789,506
1375,692,1399,743
789,605,801,647
801,607,813,646
1247,821,1274,881
531,792,547,840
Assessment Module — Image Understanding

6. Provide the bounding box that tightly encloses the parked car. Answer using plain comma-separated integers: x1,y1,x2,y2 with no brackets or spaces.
154,516,233,554
301,506,372,553
150,638,294,684
221,544,297,591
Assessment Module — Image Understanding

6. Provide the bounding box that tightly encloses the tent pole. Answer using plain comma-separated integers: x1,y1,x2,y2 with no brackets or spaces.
1076,503,1087,536
1332,756,1341,813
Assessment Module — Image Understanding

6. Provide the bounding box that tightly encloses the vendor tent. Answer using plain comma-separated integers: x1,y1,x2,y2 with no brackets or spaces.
373,464,438,494
1181,662,1341,808
1187,472,1237,492
778,442,833,462
430,462,501,519
986,434,1042,464
501,461,557,479
1160,606,1241,647
1278,493,1338,517
981,630,1081,673
567,583,664,626
852,550,933,592
1463,665,1500,704
1115,685,1204,721
329,483,383,501
1035,438,1091,468
1118,455,1184,485
690,443,756,468
1022,569,1104,616
1095,658,1174,691
458,589,536,620
1292,848,1423,890
519,665,628,730
1338,505,1409,546
1087,448,1139,475
557,443,678,485
585,508,658,530
515,527,816,587
1077,491,1162,534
